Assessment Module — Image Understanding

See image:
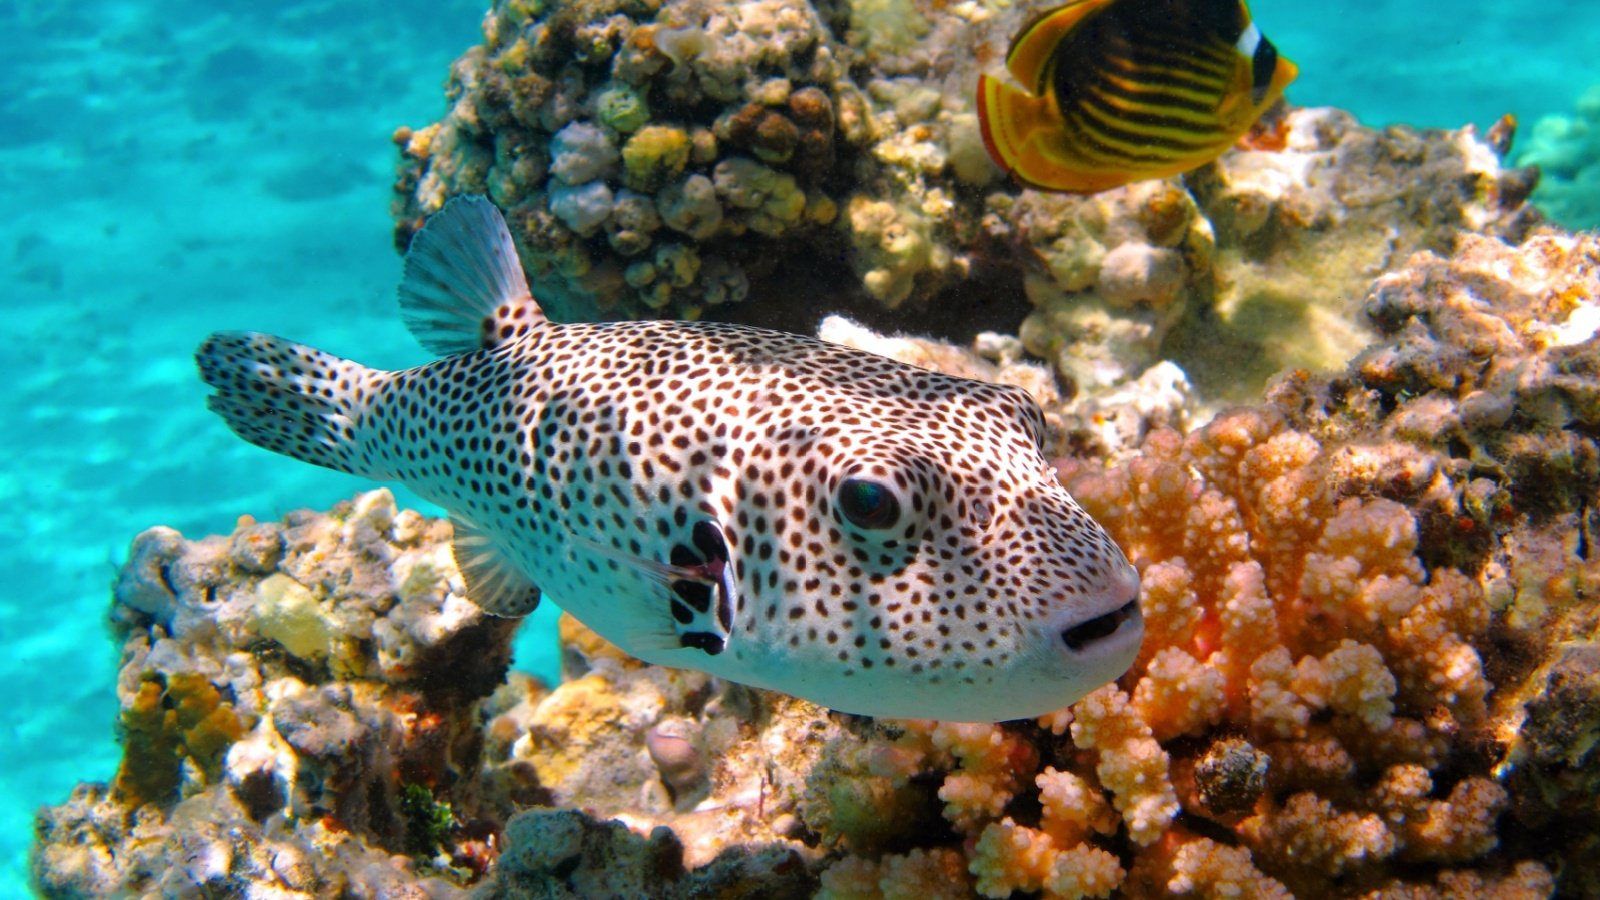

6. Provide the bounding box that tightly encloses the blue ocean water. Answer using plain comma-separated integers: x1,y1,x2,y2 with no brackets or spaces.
0,0,1593,892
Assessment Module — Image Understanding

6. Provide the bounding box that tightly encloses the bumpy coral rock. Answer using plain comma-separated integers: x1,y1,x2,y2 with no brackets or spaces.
1516,84,1600,229
37,491,518,897
393,0,860,320
392,0,1545,448
480,807,815,898
1010,108,1540,400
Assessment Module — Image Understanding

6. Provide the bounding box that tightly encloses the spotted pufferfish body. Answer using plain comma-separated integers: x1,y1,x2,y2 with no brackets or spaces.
197,196,1142,722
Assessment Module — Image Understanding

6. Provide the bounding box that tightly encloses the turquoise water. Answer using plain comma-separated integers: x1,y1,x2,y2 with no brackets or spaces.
1,0,1594,892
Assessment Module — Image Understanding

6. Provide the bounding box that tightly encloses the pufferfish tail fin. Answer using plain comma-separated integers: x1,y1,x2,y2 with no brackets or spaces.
398,195,546,357
196,332,388,479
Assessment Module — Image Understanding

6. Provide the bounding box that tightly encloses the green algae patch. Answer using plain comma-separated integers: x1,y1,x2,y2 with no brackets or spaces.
400,782,458,858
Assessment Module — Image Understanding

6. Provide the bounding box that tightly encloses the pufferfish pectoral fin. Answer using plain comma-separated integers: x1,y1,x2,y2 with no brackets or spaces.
397,195,548,357
450,515,541,617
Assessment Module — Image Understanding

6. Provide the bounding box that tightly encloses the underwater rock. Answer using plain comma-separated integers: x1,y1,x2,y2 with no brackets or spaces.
1010,107,1540,401
393,0,861,320
1516,83,1600,230
34,491,517,897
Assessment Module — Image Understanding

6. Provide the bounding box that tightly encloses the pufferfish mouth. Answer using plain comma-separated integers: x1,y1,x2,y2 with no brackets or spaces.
1060,598,1141,651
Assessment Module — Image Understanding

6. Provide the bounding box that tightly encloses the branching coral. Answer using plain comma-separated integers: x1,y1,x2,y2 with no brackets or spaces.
806,234,1600,896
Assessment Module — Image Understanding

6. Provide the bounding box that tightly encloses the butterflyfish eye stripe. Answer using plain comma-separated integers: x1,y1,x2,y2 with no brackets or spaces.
1236,22,1262,57
1251,36,1281,103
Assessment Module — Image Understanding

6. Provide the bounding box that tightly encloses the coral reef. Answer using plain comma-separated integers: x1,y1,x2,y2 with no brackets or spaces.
35,492,521,897
33,230,1600,896
807,229,1598,898
32,488,839,897
1516,84,1600,229
30,0,1599,894
1016,107,1540,401
392,0,1538,418
392,0,867,320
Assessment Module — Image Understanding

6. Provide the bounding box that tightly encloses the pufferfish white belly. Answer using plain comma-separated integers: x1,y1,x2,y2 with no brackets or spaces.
196,196,1143,722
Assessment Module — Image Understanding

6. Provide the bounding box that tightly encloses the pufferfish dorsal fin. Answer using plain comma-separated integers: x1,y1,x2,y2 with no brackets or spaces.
450,514,541,617
398,195,547,356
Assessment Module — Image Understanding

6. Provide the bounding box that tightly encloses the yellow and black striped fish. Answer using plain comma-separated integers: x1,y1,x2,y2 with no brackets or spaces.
977,0,1298,193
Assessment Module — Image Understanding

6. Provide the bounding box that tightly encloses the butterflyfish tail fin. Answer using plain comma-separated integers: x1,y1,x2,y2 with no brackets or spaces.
978,74,1067,187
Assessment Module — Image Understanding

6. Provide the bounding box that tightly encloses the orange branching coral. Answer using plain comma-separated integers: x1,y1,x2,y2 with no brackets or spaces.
816,847,974,900
1318,639,1398,732
1374,859,1556,899
1132,560,1202,672
1069,685,1180,846
1053,406,1537,892
970,818,1123,900
1133,646,1225,741
919,721,1038,834
1242,792,1396,877
1164,837,1292,899
817,856,883,899
1036,767,1118,845
1374,765,1507,864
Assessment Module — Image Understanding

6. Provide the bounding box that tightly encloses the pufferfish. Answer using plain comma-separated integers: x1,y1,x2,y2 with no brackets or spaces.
196,196,1142,722
977,0,1298,193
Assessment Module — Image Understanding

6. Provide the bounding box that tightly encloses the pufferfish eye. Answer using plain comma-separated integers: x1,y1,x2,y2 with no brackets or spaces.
837,477,901,531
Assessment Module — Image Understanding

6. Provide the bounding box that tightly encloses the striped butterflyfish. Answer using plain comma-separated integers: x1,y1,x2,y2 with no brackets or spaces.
977,0,1298,193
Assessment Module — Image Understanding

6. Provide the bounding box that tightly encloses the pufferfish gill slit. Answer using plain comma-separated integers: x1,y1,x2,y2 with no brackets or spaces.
195,195,1144,722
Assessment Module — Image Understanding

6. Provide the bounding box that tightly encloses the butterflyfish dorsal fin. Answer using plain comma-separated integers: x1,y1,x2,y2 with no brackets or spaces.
1004,0,1119,93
